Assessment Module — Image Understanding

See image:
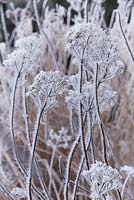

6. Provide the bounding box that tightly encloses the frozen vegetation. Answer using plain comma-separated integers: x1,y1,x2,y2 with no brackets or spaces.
0,0,134,199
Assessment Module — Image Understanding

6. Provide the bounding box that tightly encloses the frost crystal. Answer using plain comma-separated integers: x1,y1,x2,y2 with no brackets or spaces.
28,70,67,108
82,161,121,199
47,127,71,149
97,84,119,112
11,187,27,199
66,23,124,81
66,74,118,118
121,165,134,176
3,33,46,74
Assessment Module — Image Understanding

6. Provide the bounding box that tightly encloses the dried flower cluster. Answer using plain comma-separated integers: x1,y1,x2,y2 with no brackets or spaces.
0,0,134,200
28,70,67,109
3,33,46,74
82,161,121,199
66,22,124,81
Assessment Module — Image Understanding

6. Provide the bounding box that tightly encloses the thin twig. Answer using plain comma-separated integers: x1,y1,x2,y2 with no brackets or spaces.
78,53,90,170
71,112,92,200
117,11,134,63
94,64,108,165
10,68,26,176
121,171,134,200
33,0,59,70
64,133,81,200
0,183,14,200
0,4,9,51
27,100,47,200
22,75,50,199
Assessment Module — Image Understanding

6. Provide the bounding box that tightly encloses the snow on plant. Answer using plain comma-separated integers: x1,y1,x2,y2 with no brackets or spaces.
87,0,105,25
121,165,134,176
11,187,27,200
47,127,71,149
120,165,134,199
26,70,67,198
66,76,118,115
3,33,46,74
110,0,134,76
42,4,67,67
6,5,33,39
43,5,66,34
66,22,124,81
28,70,67,109
64,17,124,200
82,161,121,200
0,0,133,200
67,0,84,14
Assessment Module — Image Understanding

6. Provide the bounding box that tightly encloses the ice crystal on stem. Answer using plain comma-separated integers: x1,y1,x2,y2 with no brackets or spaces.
82,161,121,200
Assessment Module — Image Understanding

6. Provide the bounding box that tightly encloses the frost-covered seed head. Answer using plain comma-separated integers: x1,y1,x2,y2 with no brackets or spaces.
66,23,124,81
3,33,46,74
82,161,122,199
66,74,118,118
28,70,66,98
28,70,67,109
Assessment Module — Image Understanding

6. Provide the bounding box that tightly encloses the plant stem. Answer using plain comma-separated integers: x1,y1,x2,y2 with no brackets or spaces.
93,64,108,165
33,0,59,70
27,101,47,200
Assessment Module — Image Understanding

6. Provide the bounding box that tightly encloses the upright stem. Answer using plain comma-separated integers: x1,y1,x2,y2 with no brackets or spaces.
85,0,89,23
34,158,51,200
94,64,108,165
10,71,26,176
22,75,50,199
69,108,75,135
121,171,134,200
33,0,59,70
0,4,9,51
49,140,59,196
10,73,47,200
22,75,31,147
117,11,134,63
0,183,14,200
64,133,81,200
27,101,47,200
71,112,92,200
90,133,96,163
78,58,90,170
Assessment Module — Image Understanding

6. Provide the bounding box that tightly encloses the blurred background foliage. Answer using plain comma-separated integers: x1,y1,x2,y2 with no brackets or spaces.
0,0,118,42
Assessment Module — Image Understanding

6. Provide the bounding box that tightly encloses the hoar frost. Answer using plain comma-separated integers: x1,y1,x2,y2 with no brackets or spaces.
121,165,134,176
28,70,67,109
82,161,121,200
66,23,124,81
3,33,46,74
66,74,119,117
47,127,72,149
11,187,27,199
